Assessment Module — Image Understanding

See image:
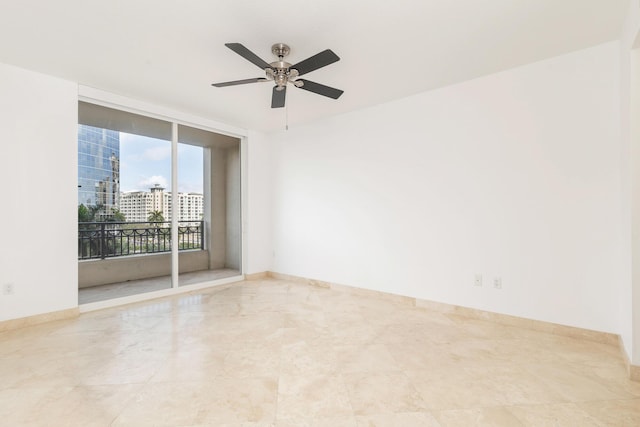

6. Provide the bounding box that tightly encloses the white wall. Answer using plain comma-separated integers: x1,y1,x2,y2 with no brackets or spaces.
631,47,640,365
270,42,622,335
621,0,640,364
0,63,78,321
246,130,273,274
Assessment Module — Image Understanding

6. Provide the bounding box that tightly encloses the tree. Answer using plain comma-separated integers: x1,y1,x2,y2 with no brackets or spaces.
147,210,165,223
108,208,126,222
147,210,166,252
78,204,91,222
89,204,105,221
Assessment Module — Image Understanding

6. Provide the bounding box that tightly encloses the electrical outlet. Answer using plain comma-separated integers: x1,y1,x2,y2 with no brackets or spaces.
2,283,14,295
493,277,502,289
474,274,482,287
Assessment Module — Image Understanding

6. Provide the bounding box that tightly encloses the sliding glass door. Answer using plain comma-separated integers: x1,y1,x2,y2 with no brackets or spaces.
77,102,241,304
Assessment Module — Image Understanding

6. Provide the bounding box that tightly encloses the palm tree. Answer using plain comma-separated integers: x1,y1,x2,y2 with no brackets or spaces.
147,210,165,223
147,210,165,252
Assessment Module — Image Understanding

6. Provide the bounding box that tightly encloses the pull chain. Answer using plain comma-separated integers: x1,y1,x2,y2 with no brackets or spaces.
285,102,289,131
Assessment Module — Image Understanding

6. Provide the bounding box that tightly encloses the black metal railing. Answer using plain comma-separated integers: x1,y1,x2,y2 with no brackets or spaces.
78,221,204,260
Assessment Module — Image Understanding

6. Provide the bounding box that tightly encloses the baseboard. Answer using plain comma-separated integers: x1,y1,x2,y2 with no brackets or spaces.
631,364,640,382
618,336,640,382
244,271,269,280
414,298,619,346
0,307,79,332
265,271,638,380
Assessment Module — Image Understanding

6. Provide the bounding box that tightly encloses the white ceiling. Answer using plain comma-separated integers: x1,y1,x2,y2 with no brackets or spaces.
0,0,629,132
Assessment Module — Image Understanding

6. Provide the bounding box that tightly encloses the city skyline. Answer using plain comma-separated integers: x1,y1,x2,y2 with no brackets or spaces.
78,126,204,207
78,125,206,224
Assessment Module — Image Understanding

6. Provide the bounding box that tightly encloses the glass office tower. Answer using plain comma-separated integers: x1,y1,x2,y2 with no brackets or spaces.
78,125,120,216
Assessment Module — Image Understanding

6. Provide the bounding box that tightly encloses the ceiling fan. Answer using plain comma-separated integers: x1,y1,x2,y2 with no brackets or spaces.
212,43,344,108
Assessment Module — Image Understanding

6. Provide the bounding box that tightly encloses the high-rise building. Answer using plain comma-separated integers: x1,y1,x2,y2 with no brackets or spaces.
77,125,120,216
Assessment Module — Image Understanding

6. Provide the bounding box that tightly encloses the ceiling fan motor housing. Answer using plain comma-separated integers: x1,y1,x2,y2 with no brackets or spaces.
267,44,300,90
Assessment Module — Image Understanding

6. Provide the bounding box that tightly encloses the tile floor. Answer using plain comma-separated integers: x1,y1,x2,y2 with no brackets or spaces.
1,278,639,426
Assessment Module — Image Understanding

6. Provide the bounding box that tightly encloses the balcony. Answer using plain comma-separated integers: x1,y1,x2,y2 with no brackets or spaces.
78,220,204,260
78,220,232,293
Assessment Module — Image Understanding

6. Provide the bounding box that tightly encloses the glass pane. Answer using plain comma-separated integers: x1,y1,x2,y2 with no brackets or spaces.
177,143,205,253
177,125,242,285
78,123,174,303
119,132,172,223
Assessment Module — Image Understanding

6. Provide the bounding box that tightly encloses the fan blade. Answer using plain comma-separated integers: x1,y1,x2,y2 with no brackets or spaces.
297,79,344,99
225,43,271,70
291,49,340,76
212,77,268,87
271,86,286,108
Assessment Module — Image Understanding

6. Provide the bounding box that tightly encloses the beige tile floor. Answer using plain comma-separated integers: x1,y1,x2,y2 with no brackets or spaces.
2,278,639,426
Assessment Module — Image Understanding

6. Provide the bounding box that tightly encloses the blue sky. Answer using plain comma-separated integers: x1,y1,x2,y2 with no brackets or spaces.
120,133,203,193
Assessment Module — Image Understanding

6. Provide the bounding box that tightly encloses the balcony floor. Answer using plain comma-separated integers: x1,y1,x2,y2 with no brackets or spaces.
78,268,241,304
